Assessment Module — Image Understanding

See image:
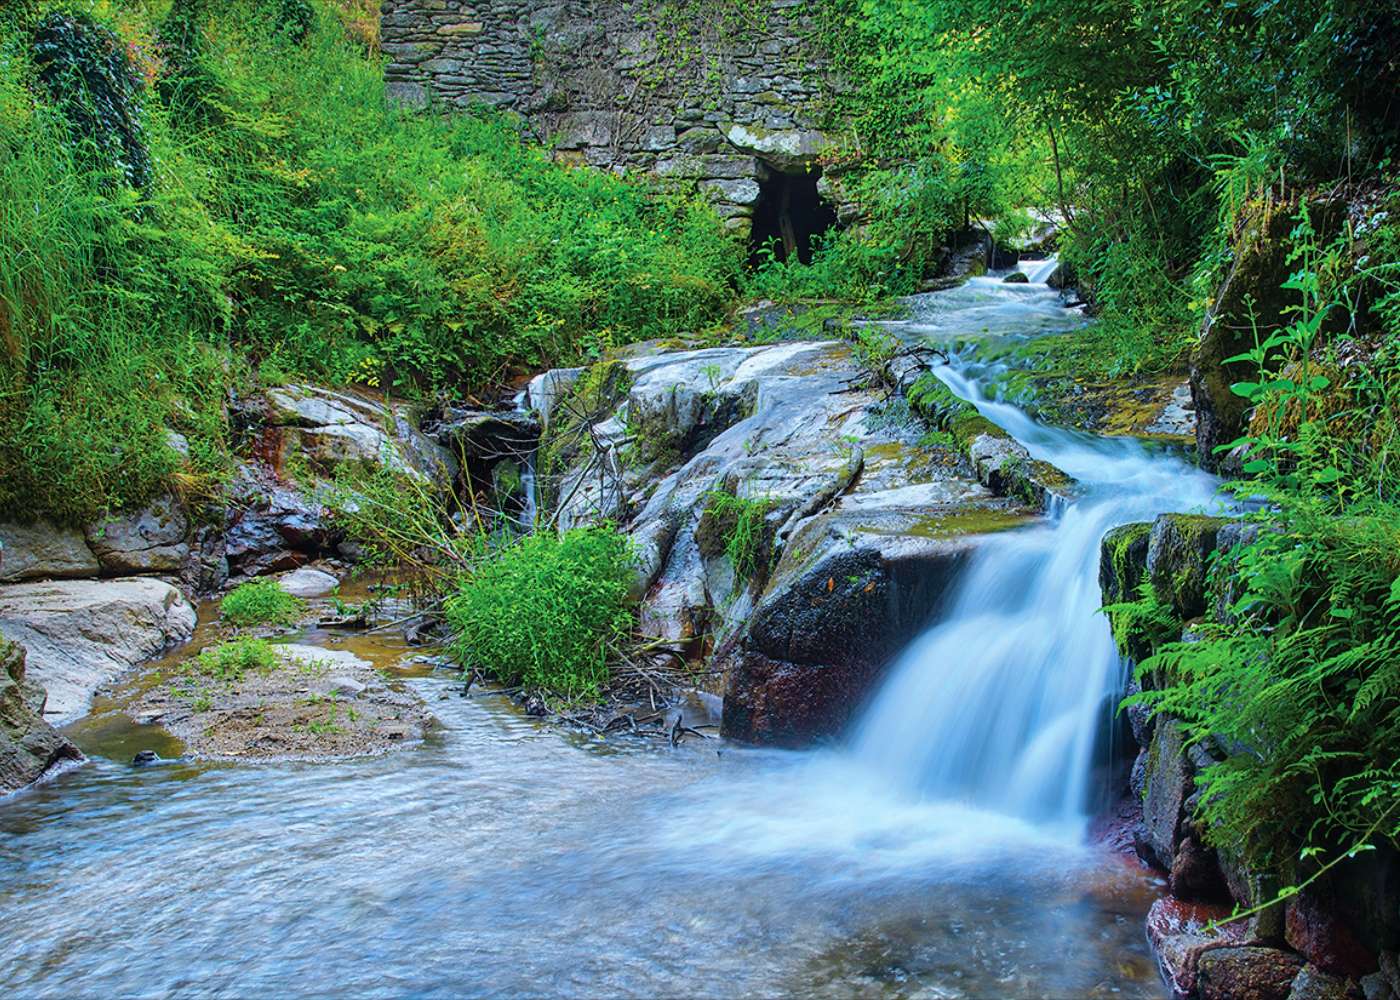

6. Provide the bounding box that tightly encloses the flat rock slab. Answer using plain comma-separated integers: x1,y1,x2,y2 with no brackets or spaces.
132,644,436,761
0,578,197,722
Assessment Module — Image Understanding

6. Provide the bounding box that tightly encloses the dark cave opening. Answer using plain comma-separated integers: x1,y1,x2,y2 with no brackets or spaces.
748,162,839,267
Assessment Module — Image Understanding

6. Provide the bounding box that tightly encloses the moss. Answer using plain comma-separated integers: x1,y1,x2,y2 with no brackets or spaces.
1148,514,1228,619
853,507,1031,539
1102,521,1153,604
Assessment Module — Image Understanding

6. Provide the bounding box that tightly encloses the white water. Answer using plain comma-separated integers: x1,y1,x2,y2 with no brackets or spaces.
656,270,1221,868
850,365,1220,826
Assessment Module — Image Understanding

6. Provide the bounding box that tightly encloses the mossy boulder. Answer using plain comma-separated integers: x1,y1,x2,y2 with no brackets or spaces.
1147,514,1229,620
1190,197,1344,471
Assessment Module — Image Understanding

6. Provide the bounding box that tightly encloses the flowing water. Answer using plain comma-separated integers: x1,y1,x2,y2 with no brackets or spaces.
0,268,1214,998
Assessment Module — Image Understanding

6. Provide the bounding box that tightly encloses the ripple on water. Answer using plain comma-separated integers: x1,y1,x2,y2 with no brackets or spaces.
0,678,1164,998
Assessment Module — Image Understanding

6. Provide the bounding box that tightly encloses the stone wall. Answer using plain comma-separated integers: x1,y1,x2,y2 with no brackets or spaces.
379,0,852,237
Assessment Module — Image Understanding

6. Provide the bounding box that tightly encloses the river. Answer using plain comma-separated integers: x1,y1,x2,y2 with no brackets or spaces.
0,266,1217,998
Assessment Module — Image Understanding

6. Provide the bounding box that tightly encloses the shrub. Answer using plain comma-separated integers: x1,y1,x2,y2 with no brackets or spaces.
445,526,635,698
220,579,304,628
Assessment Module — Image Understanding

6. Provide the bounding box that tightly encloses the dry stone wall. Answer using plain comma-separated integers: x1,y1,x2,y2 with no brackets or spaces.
380,0,852,236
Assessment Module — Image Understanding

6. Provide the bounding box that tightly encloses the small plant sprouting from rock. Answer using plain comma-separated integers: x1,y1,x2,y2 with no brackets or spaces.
220,580,304,629
700,488,774,583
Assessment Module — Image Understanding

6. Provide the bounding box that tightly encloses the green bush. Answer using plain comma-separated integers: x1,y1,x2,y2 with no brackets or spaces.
0,1,739,526
445,527,635,698
220,579,304,628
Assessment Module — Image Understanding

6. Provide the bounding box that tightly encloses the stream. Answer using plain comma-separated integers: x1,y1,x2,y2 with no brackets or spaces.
0,267,1218,998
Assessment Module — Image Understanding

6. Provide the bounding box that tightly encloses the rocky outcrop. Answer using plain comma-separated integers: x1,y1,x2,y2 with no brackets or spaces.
1101,516,1393,999
0,636,82,795
226,384,458,577
536,339,1063,746
0,578,196,722
0,520,100,582
1190,197,1344,471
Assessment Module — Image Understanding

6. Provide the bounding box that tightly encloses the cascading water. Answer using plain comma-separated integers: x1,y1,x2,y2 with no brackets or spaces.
850,364,1221,826
0,263,1198,998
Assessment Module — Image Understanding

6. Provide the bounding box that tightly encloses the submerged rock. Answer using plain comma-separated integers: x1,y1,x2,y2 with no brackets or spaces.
0,577,196,722
0,636,82,795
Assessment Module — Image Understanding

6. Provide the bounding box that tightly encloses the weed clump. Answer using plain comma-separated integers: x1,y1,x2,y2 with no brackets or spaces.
445,526,635,698
188,637,280,683
220,579,305,628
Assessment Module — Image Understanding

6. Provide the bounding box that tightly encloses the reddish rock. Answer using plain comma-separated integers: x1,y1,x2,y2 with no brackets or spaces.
1147,896,1247,999
1287,888,1378,979
1197,946,1304,1000
1170,833,1230,902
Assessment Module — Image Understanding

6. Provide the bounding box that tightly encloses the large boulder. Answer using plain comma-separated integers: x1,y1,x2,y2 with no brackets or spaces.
84,493,190,575
717,520,976,745
0,578,196,721
0,521,99,582
0,636,82,795
536,338,1048,746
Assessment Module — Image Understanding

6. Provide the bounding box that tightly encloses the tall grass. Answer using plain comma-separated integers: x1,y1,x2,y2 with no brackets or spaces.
0,0,739,525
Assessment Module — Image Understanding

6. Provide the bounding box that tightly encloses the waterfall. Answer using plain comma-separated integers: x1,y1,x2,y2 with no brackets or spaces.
849,364,1220,825
512,390,540,531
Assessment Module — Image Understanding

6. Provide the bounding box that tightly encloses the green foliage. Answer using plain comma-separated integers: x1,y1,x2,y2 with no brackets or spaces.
700,488,773,582
1125,215,1400,876
1129,509,1400,868
445,526,636,698
220,579,304,628
0,1,738,525
1103,582,1181,664
188,636,280,682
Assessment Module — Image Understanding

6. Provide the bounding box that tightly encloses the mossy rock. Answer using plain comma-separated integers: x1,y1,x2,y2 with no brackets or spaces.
1191,196,1346,469
1146,513,1229,619
1100,521,1152,606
